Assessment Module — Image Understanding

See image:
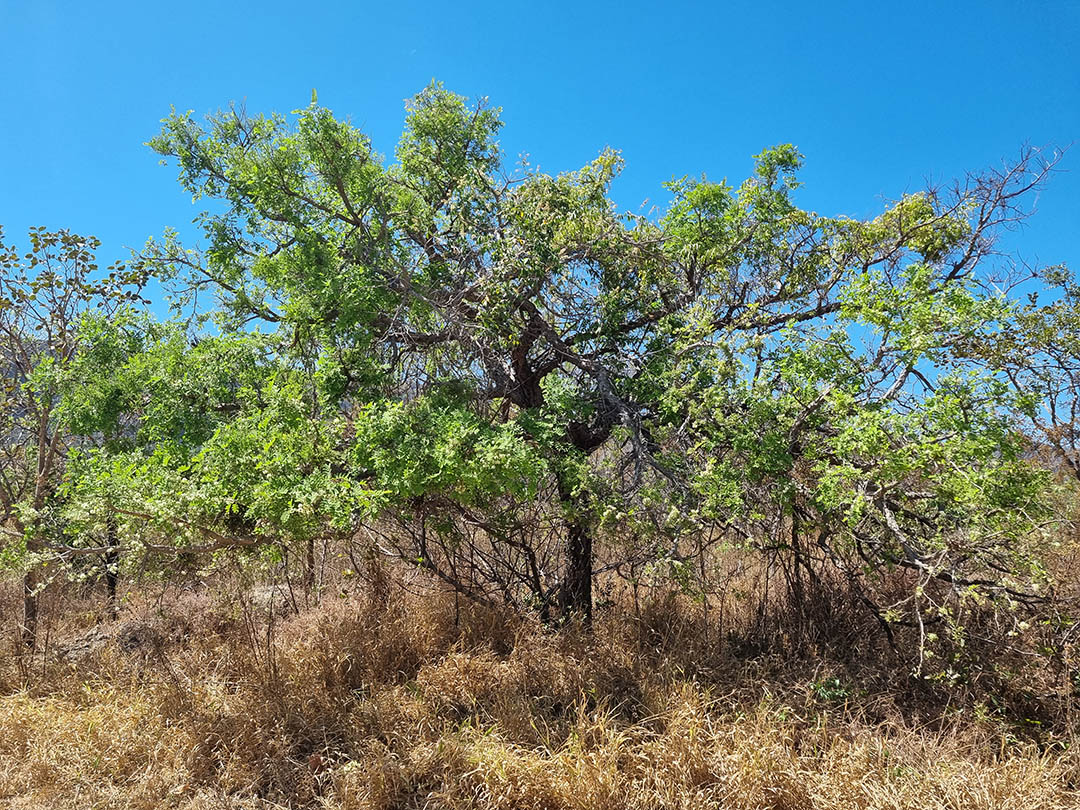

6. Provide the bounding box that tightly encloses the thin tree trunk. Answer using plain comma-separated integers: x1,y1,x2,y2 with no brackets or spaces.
104,514,119,621
22,563,39,649
20,513,42,649
22,409,61,651
304,535,316,592
789,509,806,630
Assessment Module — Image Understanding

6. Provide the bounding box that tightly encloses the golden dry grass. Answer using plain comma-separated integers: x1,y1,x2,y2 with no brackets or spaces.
1,580,1078,809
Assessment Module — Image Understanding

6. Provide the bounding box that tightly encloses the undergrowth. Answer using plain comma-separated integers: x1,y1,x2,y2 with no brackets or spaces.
1,572,1078,809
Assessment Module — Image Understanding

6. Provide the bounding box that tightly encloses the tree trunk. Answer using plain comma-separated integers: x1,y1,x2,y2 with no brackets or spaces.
23,411,61,651
304,535,316,594
21,564,39,650
105,557,119,621
556,476,593,624
560,515,593,624
789,509,806,626
104,514,119,622
20,515,41,649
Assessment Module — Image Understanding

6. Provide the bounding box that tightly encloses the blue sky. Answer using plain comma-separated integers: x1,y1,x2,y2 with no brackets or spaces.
1,0,1077,288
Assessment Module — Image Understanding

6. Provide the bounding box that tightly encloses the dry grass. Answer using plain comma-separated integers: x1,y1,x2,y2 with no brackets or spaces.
1,574,1078,809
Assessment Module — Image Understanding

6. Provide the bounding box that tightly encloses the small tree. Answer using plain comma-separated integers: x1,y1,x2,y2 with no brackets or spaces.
0,228,143,648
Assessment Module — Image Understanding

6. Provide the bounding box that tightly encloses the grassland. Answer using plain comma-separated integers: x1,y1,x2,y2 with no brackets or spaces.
2,558,1078,810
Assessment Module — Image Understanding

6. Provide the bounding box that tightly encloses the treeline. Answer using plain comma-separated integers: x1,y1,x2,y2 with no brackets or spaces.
2,84,1077,673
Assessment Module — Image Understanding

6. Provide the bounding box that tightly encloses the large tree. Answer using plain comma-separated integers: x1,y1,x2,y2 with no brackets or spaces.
136,84,1066,628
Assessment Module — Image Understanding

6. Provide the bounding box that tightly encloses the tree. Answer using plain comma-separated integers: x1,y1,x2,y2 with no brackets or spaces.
963,263,1080,482
58,316,297,576
138,84,1066,634
0,227,143,648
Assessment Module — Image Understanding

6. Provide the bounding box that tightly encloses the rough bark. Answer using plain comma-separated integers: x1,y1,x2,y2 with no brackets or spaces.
556,473,594,624
559,512,593,623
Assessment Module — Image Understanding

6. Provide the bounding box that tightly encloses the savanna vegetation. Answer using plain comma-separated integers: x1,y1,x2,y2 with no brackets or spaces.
2,84,1079,808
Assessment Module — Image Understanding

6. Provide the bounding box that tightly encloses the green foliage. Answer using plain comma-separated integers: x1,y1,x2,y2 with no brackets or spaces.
350,397,545,505
3,87,1071,655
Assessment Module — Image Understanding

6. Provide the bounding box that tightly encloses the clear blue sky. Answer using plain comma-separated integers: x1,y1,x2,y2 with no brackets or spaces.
1,0,1077,288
